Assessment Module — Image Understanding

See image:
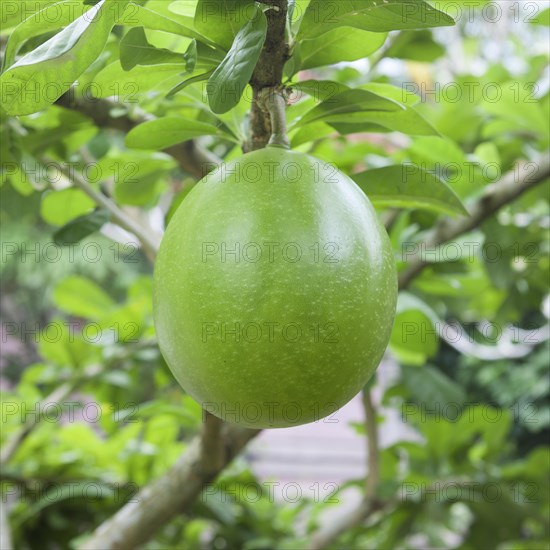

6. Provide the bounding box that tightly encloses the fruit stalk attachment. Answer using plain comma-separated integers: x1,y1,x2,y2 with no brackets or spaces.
258,87,290,150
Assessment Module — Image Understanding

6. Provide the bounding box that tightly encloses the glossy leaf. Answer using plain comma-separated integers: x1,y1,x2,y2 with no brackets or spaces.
126,117,229,150
297,0,455,39
354,164,468,217
0,0,130,115
91,62,184,99
194,0,256,49
290,80,350,102
53,209,110,245
207,5,267,114
291,88,402,128
296,27,387,72
119,2,207,42
327,108,439,136
119,27,184,71
2,0,90,70
40,188,96,226
0,0,57,32
166,71,213,99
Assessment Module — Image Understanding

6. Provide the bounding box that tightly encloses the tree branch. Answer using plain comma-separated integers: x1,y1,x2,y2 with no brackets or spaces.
0,490,13,550
55,93,221,179
399,155,550,289
248,0,289,151
79,424,259,550
0,340,155,467
45,159,161,259
309,389,383,550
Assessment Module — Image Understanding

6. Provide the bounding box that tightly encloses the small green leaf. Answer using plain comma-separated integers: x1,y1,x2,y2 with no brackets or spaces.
390,292,440,364
0,0,131,115
53,209,110,245
91,62,184,99
384,30,446,62
207,5,267,114
126,117,228,150
0,0,57,32
41,188,96,226
297,0,455,40
119,27,184,71
194,0,256,50
166,71,213,99
54,275,115,318
184,39,198,73
529,6,550,26
119,2,208,43
97,152,176,206
353,164,468,217
296,27,387,72
290,80,350,101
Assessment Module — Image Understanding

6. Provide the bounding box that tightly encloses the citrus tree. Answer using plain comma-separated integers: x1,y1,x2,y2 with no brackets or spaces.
1,1,549,549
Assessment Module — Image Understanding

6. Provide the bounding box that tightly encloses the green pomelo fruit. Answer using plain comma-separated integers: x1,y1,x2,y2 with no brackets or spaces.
153,146,397,428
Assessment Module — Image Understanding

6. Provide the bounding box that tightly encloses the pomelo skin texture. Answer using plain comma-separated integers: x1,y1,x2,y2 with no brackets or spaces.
153,147,397,428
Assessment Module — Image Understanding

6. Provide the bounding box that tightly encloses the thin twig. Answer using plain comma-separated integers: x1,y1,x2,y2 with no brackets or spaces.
399,155,550,289
56,93,221,179
1,365,102,465
309,389,382,550
363,389,379,500
44,158,161,258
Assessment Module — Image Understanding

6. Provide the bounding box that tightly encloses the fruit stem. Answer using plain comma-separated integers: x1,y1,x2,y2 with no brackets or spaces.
258,87,290,150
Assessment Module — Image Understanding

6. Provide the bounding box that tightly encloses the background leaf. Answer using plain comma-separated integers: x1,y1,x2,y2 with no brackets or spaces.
354,164,467,216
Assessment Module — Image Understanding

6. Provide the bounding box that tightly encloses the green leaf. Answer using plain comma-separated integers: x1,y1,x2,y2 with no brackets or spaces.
353,164,468,217
53,209,110,245
40,188,96,226
361,82,421,105
53,275,115,318
295,27,387,72
390,292,439,365
401,364,467,408
290,80,350,101
194,0,256,50
529,6,550,26
2,0,90,70
166,71,213,99
91,62,184,99
384,30,445,62
326,108,439,136
184,39,198,73
119,2,208,43
207,4,267,114
119,27,184,71
291,89,402,128
0,0,131,115
126,117,228,150
297,0,454,40
0,0,58,32
97,152,176,206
